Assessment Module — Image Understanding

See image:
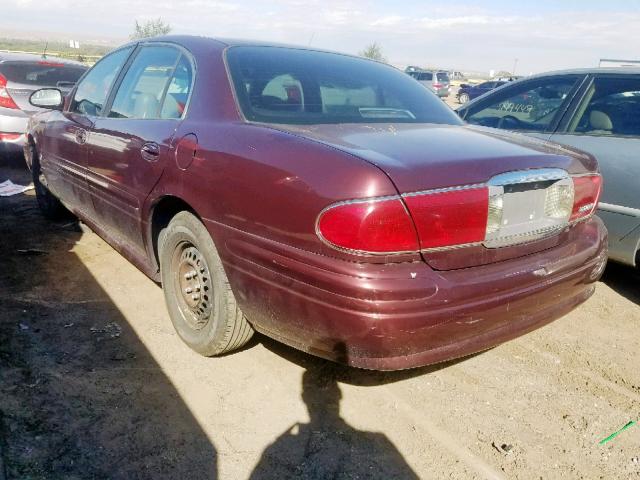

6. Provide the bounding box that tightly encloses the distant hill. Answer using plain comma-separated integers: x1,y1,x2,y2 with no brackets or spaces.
0,37,114,64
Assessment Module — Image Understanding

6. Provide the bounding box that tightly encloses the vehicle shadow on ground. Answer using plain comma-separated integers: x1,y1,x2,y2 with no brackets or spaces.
0,164,217,479
260,335,479,387
601,262,640,306
249,342,420,479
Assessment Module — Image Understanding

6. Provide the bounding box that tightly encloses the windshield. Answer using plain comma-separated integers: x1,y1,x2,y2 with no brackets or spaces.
0,61,86,87
226,46,462,125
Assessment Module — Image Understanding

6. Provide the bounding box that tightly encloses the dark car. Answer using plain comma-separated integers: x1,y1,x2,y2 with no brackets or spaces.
457,69,640,267
0,52,86,158
25,37,606,370
457,80,507,104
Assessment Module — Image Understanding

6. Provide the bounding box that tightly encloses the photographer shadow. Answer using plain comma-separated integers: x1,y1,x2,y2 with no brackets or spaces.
250,343,419,479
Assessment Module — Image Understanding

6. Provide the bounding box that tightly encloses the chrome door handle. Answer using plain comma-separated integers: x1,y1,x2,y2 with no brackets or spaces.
141,142,160,162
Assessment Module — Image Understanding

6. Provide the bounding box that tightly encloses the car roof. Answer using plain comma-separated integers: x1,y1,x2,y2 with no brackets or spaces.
520,67,640,79
0,51,86,67
127,35,362,59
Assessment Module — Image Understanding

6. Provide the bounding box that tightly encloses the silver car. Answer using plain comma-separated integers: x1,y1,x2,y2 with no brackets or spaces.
457,68,640,267
405,68,450,98
0,52,86,158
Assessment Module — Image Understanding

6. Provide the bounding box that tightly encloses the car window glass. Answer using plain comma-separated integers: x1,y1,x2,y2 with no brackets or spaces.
160,55,193,119
0,61,86,87
71,47,132,116
465,76,579,132
227,46,463,125
108,46,180,119
569,76,640,136
436,72,449,83
417,72,433,81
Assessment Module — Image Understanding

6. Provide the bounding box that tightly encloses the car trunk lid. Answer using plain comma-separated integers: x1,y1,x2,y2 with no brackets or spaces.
275,123,599,270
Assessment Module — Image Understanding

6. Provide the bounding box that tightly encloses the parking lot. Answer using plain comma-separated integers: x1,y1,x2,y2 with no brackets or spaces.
0,159,638,479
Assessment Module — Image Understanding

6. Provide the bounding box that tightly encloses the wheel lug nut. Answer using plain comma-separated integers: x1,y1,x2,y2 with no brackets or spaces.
194,285,200,292
192,294,200,301
185,287,193,294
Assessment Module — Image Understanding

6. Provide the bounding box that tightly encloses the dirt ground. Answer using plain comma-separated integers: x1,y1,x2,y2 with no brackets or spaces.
1,160,639,480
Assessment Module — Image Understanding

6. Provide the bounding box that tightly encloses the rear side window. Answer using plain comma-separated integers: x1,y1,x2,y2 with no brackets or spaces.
416,72,433,81
569,76,640,137
0,61,86,87
464,76,580,132
71,47,133,116
160,56,193,119
226,46,463,125
108,46,182,119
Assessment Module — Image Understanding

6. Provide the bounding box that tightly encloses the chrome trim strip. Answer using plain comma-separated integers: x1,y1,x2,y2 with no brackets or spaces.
57,161,85,178
598,202,640,218
488,168,569,186
421,241,483,253
401,183,485,198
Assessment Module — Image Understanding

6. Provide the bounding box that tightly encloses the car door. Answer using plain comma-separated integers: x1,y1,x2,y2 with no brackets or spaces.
459,74,586,141
40,47,133,217
549,74,640,265
473,82,494,99
85,44,194,260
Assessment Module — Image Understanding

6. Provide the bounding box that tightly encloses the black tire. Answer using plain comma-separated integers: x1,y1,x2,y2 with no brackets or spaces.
30,144,68,220
459,92,470,104
159,211,254,356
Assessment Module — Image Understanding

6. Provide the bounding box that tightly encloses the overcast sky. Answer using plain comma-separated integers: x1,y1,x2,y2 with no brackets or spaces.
2,0,639,74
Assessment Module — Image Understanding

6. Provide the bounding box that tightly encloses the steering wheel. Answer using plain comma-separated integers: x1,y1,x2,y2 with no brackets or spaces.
497,115,523,129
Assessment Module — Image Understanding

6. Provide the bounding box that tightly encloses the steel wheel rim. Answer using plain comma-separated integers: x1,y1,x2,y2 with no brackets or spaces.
171,241,213,330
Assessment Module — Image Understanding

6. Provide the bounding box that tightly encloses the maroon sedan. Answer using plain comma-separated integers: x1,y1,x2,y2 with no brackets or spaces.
25,36,607,370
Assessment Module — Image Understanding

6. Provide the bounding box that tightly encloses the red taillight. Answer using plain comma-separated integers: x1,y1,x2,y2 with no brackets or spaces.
0,133,22,141
0,73,19,109
571,174,602,222
37,61,65,67
317,197,419,253
432,83,443,89
404,187,489,249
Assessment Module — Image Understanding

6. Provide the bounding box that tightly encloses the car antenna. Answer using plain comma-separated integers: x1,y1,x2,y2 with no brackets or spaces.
42,41,48,59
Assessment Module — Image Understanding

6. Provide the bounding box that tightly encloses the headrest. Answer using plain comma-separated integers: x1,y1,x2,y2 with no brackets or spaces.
590,110,613,131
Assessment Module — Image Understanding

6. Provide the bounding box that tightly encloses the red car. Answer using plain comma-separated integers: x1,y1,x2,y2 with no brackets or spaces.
25,36,607,370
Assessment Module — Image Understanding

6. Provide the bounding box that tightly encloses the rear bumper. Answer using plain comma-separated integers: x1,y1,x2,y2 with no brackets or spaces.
0,112,28,154
0,133,26,155
213,216,607,370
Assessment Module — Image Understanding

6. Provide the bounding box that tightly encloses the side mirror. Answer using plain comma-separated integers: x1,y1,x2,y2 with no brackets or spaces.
29,88,64,110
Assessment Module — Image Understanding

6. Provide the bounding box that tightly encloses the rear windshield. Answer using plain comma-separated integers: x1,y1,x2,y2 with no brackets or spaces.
226,46,463,125
436,72,450,83
0,61,86,87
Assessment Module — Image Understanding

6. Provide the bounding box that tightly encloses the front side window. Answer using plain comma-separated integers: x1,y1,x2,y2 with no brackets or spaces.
71,47,132,116
226,47,463,125
465,76,580,132
108,46,182,119
568,76,640,137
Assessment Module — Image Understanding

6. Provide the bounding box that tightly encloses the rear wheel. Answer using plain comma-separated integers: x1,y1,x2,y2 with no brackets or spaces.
459,92,470,104
159,211,254,356
30,144,68,220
